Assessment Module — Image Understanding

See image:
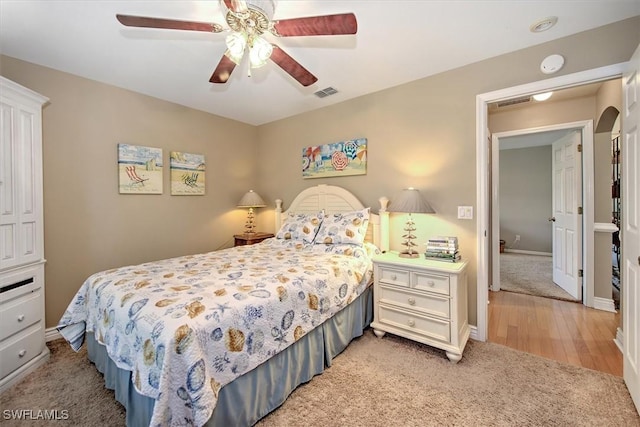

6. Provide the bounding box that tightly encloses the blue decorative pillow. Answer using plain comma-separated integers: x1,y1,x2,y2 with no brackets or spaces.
314,208,370,246
275,212,324,243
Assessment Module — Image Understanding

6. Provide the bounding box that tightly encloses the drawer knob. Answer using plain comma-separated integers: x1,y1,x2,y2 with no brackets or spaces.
18,349,27,358
17,314,25,322
428,280,435,287
391,274,397,281
408,297,416,305
408,319,415,327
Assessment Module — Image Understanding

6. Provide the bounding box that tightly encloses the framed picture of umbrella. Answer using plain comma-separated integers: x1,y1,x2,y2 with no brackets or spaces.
302,138,367,179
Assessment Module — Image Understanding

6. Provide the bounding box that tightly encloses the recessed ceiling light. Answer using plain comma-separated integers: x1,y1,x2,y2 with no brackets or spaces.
533,92,553,101
530,16,558,33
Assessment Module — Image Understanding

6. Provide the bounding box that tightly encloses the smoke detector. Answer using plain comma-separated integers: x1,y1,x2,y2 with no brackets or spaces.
540,54,565,74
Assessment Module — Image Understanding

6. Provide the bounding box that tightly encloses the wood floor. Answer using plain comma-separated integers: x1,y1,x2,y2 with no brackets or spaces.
488,290,622,377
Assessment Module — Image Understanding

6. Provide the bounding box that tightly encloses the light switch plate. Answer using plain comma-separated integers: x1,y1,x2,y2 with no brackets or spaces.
458,206,473,220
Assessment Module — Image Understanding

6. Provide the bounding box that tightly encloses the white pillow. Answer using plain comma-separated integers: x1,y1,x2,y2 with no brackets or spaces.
275,212,324,243
314,208,370,246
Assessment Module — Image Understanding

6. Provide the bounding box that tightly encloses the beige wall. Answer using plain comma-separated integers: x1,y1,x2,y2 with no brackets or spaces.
489,95,597,133
1,16,638,329
0,56,258,327
499,145,552,253
256,17,640,325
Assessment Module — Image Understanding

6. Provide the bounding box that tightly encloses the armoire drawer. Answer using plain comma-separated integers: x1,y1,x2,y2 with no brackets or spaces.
0,288,43,341
0,325,45,379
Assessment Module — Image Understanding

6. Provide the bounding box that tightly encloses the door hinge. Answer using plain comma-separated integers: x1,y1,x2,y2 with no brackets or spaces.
578,269,583,277
578,206,583,215
577,144,582,152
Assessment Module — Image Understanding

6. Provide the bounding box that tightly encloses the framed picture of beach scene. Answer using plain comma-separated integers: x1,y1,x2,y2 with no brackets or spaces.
170,151,206,195
118,144,163,194
302,137,367,179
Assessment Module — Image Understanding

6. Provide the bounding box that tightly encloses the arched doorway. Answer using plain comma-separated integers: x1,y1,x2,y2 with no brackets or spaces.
594,106,622,319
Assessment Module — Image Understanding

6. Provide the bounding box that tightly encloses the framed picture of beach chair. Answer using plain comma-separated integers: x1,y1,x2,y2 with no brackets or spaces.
170,151,205,195
118,144,163,194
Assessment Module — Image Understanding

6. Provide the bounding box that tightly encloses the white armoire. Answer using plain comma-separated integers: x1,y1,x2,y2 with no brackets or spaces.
0,76,49,392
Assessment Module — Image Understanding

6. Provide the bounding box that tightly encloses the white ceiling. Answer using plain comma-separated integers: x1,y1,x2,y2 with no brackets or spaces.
499,129,576,150
1,1,638,126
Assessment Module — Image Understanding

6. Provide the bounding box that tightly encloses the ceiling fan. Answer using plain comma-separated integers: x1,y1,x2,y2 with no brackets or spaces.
116,0,357,87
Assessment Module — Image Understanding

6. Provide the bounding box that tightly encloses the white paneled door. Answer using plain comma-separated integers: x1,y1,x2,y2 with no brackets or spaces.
551,131,582,300
622,43,640,414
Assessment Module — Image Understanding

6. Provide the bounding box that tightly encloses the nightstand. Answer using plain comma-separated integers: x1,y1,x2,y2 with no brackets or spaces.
370,252,469,363
234,232,274,247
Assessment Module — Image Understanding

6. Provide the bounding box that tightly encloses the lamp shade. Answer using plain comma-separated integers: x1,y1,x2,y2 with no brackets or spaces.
388,187,435,214
237,190,266,208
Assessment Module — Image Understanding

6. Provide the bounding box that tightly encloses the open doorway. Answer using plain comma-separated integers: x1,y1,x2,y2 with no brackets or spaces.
486,80,623,308
595,108,622,311
475,62,627,343
490,123,587,304
478,73,624,375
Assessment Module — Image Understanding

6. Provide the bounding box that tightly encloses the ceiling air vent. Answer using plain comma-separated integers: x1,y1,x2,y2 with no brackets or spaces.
314,87,338,98
496,96,531,108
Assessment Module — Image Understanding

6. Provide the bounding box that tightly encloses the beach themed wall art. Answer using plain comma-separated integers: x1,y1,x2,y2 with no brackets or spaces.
302,138,367,179
170,151,206,195
118,144,163,194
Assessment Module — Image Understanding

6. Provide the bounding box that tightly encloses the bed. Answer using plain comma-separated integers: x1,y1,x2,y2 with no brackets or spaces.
58,184,384,426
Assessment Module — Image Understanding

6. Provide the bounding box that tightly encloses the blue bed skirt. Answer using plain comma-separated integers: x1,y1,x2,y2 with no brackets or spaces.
86,285,373,426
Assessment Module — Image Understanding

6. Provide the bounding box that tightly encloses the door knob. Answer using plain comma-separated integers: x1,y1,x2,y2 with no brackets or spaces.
548,217,556,222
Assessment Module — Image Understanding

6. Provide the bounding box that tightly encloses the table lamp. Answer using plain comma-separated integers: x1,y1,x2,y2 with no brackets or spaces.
388,187,435,258
237,190,266,234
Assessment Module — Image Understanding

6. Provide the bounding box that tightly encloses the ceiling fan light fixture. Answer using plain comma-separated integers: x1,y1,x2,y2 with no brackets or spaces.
249,36,273,68
116,2,355,87
226,32,247,64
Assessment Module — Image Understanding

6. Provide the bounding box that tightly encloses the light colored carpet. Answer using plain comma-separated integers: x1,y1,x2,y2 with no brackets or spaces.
500,252,580,302
2,332,638,426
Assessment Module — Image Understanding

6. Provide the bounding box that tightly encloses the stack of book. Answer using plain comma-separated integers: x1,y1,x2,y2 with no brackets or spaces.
424,236,461,262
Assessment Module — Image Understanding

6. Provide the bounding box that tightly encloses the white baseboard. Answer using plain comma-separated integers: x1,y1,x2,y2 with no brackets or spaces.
45,326,62,342
469,325,479,341
503,249,552,256
614,327,623,354
593,297,617,313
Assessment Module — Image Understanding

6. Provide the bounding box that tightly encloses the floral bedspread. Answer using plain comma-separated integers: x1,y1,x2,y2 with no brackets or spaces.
57,238,377,427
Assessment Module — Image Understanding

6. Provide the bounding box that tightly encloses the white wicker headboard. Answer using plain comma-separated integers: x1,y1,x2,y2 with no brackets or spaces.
274,184,387,249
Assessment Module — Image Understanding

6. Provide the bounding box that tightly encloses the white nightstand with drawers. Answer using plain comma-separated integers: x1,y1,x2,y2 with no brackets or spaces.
370,252,469,363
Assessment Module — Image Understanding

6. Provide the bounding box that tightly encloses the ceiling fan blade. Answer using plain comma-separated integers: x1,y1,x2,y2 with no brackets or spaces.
116,14,223,33
222,0,248,14
210,53,238,84
270,45,318,87
271,13,357,37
